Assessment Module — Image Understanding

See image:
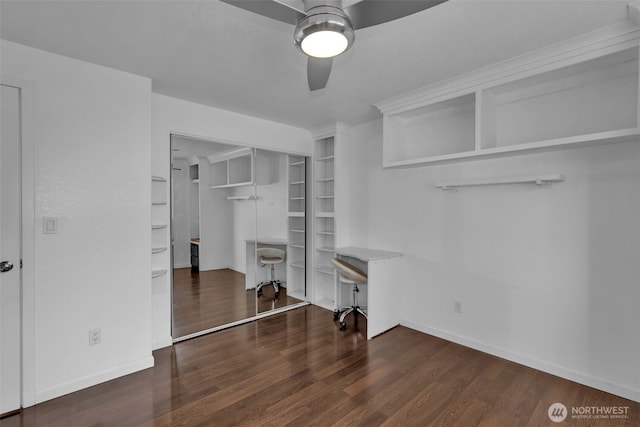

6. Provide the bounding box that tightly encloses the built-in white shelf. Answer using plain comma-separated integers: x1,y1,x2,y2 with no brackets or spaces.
316,247,335,253
375,27,640,167
435,174,566,191
315,212,335,218
313,134,337,310
317,155,335,162
152,269,168,278
288,289,306,300
151,176,168,282
226,195,258,201
316,266,334,275
314,298,334,311
287,154,307,300
191,179,199,184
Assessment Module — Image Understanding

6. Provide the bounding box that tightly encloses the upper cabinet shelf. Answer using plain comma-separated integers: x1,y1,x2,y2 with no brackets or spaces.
375,21,640,167
208,147,274,188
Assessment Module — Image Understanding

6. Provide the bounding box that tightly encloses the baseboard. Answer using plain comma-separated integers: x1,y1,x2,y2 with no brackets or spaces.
173,263,190,269
152,336,173,350
401,320,640,403
34,356,155,404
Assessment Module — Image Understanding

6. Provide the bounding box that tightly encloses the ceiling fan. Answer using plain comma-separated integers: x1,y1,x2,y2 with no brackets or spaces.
221,0,448,91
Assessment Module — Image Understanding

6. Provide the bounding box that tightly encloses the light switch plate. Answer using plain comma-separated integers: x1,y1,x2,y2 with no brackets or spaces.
43,217,57,234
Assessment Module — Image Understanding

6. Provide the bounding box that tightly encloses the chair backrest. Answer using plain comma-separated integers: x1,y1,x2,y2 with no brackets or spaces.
331,258,367,283
257,247,286,263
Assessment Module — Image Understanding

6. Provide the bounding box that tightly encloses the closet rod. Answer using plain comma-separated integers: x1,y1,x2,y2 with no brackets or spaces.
435,174,565,191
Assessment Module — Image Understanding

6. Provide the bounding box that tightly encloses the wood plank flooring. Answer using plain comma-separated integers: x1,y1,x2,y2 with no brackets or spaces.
3,305,638,426
172,268,302,338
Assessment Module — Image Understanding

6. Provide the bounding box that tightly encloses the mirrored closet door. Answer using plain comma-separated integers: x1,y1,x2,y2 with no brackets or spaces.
171,137,309,339
171,136,258,338
254,150,308,314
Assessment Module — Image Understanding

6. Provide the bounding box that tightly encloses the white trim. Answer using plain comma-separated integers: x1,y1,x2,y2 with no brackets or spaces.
375,20,640,115
170,131,311,157
172,262,191,269
173,302,309,343
35,356,155,404
152,336,173,350
402,320,640,403
1,75,36,408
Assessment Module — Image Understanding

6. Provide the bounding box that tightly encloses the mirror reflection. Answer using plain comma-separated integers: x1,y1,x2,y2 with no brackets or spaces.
171,137,308,339
254,150,308,313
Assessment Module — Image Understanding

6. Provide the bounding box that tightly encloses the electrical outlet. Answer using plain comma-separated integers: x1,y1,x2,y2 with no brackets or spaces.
89,328,102,346
453,300,463,314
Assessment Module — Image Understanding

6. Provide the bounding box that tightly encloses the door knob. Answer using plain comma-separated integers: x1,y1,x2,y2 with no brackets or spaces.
0,261,14,273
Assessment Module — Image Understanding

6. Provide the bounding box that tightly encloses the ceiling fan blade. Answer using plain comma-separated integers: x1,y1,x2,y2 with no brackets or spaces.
220,0,305,25
307,57,333,91
345,0,448,30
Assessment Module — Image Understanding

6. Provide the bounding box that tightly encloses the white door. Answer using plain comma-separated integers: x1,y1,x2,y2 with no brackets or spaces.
0,84,22,415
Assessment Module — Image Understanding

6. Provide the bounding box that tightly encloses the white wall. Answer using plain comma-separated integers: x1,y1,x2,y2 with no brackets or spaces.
1,40,153,404
199,159,234,272
171,158,191,268
352,119,640,402
151,94,312,347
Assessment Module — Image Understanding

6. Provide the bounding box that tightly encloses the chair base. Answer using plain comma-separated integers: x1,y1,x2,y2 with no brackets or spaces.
257,280,281,298
333,305,367,331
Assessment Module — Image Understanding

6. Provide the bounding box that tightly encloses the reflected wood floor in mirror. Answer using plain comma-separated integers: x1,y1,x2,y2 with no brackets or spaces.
173,268,303,338
5,305,638,426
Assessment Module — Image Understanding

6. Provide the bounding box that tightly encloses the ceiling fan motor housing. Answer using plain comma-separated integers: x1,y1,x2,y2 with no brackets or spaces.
294,5,355,58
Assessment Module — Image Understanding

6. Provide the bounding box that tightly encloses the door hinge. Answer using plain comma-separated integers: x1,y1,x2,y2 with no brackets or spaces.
20,259,23,269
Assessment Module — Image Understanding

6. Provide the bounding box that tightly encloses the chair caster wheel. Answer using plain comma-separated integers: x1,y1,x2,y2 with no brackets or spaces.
257,289,262,297
333,310,340,321
274,292,280,298
339,322,347,331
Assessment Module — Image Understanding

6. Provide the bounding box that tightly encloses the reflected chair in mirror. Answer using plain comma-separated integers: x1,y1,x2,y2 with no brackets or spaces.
256,247,286,298
330,258,368,331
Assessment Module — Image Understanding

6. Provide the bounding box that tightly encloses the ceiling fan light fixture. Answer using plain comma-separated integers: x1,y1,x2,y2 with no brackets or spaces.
294,6,355,58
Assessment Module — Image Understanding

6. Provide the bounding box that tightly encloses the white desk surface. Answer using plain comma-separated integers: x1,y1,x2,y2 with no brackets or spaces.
335,246,402,262
246,237,288,245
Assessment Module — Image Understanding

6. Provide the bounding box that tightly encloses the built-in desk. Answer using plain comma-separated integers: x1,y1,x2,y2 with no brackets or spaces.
335,246,402,340
245,238,287,290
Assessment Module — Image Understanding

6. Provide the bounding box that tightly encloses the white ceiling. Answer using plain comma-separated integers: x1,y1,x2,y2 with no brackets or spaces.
0,0,631,130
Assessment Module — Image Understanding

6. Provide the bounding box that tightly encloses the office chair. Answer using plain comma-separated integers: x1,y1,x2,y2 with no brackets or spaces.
331,257,368,331
256,247,286,298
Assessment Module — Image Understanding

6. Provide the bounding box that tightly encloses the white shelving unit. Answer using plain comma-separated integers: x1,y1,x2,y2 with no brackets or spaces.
375,25,640,167
151,176,168,279
286,155,308,301
313,137,336,310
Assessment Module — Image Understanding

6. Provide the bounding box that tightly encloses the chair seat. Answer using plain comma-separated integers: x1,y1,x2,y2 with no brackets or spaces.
331,258,367,283
257,247,286,265
259,255,285,264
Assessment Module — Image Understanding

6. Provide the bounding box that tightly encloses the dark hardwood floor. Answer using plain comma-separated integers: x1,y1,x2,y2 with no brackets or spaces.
3,305,638,426
173,268,302,337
